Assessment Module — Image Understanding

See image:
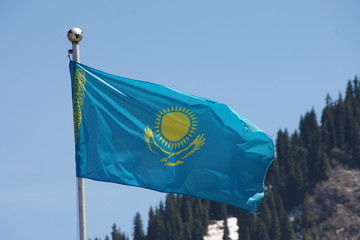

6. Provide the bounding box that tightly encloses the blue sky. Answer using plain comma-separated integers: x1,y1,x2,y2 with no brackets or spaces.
1,1,359,239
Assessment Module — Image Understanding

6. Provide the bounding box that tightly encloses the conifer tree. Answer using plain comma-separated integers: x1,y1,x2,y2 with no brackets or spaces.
322,96,337,150
257,219,270,240
335,93,346,148
238,225,251,240
111,224,128,240
209,201,227,220
222,218,230,240
266,189,281,240
259,198,271,230
146,207,156,240
301,195,315,229
133,212,145,240
180,196,193,239
164,194,184,240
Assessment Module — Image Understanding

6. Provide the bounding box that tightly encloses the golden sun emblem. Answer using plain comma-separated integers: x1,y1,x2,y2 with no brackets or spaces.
144,106,206,166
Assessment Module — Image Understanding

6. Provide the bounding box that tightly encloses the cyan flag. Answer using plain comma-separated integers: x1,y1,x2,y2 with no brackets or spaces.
69,60,274,213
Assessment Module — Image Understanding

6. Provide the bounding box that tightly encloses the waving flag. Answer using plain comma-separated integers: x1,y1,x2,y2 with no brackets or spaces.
69,60,274,213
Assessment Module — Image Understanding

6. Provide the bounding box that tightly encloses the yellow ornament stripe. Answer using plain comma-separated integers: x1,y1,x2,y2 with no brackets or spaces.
73,68,86,144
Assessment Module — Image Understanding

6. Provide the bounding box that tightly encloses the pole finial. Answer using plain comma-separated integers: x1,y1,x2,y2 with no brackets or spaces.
67,27,83,43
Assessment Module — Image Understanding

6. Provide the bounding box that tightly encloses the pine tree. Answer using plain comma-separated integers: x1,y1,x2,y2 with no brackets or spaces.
222,218,230,240
256,219,270,240
111,224,128,240
301,195,315,229
259,199,271,228
180,196,193,239
322,97,337,150
265,189,281,240
146,207,156,240
238,225,251,240
335,93,346,148
133,212,145,240
209,201,227,220
164,194,184,240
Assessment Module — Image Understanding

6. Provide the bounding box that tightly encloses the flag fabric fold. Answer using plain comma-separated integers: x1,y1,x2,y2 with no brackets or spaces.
69,60,274,213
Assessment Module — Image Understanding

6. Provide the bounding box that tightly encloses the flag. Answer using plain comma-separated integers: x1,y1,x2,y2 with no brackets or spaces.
69,60,274,213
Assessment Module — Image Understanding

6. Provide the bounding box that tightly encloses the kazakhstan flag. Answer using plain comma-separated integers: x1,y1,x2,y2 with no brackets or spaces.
69,60,274,213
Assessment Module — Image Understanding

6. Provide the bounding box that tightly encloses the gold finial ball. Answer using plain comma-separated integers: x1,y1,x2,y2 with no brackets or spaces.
67,27,83,43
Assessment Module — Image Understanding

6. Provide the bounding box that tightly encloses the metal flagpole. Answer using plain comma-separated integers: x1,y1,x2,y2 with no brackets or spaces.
67,27,87,240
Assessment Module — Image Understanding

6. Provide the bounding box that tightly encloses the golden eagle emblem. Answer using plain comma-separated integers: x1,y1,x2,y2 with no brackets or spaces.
143,106,206,166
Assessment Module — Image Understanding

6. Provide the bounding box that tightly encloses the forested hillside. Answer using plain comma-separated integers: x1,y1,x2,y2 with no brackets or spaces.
92,77,360,240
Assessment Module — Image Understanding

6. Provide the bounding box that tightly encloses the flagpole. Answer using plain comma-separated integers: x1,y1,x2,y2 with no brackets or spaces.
67,27,87,240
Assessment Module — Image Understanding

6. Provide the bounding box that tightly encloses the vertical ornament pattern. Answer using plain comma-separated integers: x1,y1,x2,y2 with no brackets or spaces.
72,68,86,144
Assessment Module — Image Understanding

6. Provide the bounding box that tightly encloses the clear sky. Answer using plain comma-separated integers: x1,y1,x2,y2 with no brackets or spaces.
1,1,359,239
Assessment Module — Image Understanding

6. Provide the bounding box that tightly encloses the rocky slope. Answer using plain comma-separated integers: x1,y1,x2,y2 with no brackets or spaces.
301,162,360,240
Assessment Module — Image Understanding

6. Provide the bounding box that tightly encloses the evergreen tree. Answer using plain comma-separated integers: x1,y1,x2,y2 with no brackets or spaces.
209,201,227,220
146,207,156,240
259,199,271,228
133,212,145,240
322,97,337,150
238,225,251,240
335,93,346,148
265,189,281,240
256,219,270,240
180,196,193,239
192,220,205,240
301,195,315,229
111,224,128,240
222,218,230,240
164,194,184,240
192,199,209,238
